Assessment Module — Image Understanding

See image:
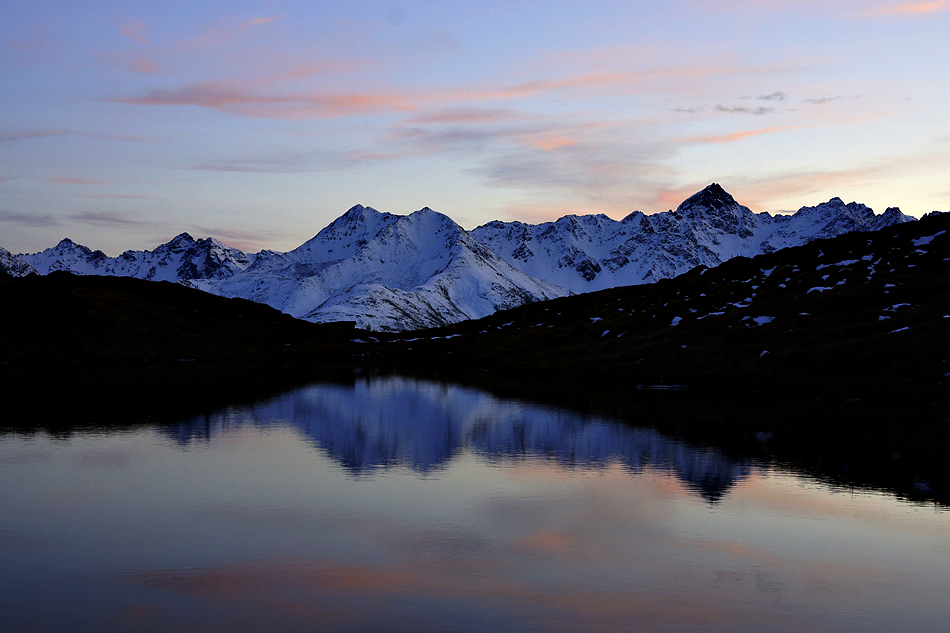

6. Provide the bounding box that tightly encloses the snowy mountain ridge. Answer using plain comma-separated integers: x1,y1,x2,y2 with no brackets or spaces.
471,184,914,292
0,247,37,278
186,205,568,331
10,184,917,330
20,233,253,282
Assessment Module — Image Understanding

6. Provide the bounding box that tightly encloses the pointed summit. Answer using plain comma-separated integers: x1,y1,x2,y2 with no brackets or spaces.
166,233,196,252
678,183,738,213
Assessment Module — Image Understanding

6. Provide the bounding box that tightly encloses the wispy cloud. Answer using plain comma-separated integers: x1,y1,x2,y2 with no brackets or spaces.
715,105,776,115
676,126,791,144
0,209,59,227
191,152,317,173
183,225,299,251
238,16,281,31
406,108,528,125
0,129,67,143
870,1,946,15
128,58,161,74
114,72,634,120
114,82,415,119
805,96,840,104
755,92,788,101
51,177,114,185
119,21,149,44
78,194,157,200
722,165,896,211
68,211,150,227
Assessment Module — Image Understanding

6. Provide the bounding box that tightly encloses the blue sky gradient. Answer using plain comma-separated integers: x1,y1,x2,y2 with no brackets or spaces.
2,0,948,253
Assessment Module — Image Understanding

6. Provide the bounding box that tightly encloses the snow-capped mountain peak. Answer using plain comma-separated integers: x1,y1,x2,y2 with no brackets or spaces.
0,246,37,277
13,184,918,330
187,204,567,331
163,232,196,252
473,183,915,292
20,232,253,281
676,182,739,215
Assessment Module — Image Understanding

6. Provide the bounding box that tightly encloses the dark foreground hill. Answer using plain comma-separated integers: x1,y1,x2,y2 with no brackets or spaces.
366,212,950,404
0,272,356,363
2,212,949,404
3,222,950,506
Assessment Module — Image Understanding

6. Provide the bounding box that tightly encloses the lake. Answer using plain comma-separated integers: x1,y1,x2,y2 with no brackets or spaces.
1,370,948,632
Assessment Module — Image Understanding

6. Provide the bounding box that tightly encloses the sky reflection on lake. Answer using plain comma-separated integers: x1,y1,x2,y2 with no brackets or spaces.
1,375,948,632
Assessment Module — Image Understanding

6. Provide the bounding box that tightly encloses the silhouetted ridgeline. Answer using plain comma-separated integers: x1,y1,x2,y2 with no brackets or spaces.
0,272,356,363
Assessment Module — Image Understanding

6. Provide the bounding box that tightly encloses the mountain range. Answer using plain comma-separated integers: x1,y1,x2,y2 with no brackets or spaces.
4,184,915,330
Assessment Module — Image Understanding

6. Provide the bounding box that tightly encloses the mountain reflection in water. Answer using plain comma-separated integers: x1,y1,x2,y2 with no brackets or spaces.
165,375,751,503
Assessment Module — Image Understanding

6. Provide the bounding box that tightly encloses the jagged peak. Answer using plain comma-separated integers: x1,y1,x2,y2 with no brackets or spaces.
675,183,743,217
56,237,76,248
404,206,455,222
686,183,735,203
195,236,231,249
882,206,913,220
168,232,195,245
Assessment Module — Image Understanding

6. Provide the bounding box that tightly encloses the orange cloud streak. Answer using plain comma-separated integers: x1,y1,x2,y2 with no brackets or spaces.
676,126,791,144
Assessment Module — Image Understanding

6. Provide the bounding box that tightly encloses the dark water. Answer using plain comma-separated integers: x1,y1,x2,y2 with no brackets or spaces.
1,373,948,632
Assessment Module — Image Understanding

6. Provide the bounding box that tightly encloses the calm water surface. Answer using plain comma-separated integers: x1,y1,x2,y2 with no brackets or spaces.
1,375,948,632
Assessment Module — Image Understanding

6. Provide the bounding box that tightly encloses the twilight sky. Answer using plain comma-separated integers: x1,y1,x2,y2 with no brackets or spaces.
2,0,948,254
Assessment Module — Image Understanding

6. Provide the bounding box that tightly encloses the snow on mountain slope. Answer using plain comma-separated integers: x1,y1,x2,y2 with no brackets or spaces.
0,246,37,277
19,234,254,281
472,183,915,292
13,184,917,331
190,206,568,331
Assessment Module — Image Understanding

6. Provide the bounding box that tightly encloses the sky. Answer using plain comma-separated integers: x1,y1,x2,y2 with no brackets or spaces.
1,0,949,254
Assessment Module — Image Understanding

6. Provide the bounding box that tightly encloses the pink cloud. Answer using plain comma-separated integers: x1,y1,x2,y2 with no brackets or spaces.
525,135,579,152
119,21,149,44
450,73,634,102
114,82,415,119
128,58,161,74
871,1,945,14
238,16,281,31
